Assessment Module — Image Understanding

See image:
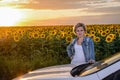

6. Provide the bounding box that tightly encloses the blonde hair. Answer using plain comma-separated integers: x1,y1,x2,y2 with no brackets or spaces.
73,23,86,34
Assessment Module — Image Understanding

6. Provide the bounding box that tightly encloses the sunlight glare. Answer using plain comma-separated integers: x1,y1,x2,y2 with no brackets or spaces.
1,0,18,3
0,7,24,26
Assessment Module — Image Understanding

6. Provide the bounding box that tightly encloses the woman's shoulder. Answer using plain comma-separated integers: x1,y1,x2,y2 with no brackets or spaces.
72,38,77,42
85,36,93,39
84,36,93,42
84,36,91,39
70,38,77,44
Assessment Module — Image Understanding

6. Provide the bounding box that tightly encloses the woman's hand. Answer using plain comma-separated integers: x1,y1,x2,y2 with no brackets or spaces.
88,59,95,63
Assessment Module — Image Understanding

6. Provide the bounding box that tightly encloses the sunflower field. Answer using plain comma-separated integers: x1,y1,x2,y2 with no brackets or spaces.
0,24,120,80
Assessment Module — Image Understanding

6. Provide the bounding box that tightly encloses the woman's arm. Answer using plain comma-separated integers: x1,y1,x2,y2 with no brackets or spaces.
66,39,75,58
88,37,95,63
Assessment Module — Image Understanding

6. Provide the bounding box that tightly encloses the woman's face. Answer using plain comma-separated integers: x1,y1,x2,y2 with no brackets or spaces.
75,27,85,38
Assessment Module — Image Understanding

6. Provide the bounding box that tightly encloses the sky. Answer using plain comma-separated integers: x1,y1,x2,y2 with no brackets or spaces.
0,0,120,26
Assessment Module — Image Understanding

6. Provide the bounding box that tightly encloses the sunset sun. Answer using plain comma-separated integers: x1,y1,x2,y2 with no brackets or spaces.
0,7,24,26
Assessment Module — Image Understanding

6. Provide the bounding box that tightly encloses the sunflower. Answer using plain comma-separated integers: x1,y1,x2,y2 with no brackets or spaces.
17,29,22,34
13,32,18,36
18,32,24,38
108,34,115,39
91,28,94,31
21,29,25,33
85,33,90,37
14,36,21,42
101,31,107,37
5,31,12,39
27,32,33,39
67,31,73,35
105,29,110,34
46,35,52,41
50,30,57,36
66,36,73,43
40,33,45,38
89,34,95,40
5,31,12,36
105,36,113,43
32,32,39,39
56,35,61,40
98,30,103,34
90,30,95,35
60,32,65,38
94,37,100,42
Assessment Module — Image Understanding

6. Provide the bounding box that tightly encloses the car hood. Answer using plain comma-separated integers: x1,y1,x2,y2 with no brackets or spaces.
13,64,76,80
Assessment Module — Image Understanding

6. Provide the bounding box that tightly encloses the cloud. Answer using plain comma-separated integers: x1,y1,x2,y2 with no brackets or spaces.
83,6,120,15
0,0,120,10
0,0,119,25
18,13,120,26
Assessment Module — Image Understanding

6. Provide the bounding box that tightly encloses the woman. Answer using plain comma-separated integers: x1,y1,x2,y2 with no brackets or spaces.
67,23,95,66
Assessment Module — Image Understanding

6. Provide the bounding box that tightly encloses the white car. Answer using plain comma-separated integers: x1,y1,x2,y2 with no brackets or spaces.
13,52,120,80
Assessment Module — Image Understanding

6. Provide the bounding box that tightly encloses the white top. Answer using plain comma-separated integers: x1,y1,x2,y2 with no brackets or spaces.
71,42,86,66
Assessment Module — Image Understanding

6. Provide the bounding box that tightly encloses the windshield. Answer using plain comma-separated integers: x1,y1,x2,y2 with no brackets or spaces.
80,52,120,76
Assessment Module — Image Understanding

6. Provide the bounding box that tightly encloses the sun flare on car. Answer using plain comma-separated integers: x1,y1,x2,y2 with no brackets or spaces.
0,7,24,26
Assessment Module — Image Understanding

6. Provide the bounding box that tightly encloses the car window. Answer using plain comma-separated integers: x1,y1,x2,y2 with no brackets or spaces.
80,52,120,76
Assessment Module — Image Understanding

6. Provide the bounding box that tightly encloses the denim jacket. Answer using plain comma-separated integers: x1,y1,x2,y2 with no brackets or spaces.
67,36,95,62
